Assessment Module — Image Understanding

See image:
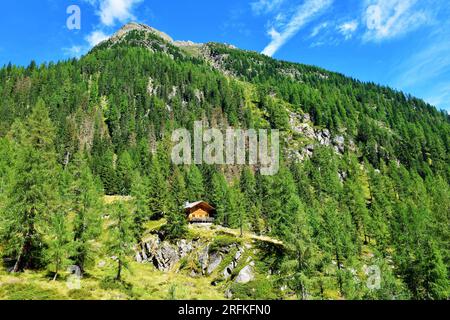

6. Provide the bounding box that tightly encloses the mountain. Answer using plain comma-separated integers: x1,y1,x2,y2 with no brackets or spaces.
0,22,448,300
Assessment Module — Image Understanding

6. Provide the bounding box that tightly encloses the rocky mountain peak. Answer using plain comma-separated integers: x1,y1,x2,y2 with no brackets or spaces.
110,22,174,43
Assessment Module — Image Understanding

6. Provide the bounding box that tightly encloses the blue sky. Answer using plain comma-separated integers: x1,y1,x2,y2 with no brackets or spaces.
0,0,449,112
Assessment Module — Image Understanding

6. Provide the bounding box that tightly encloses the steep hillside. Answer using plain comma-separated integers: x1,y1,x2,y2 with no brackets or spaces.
0,22,448,300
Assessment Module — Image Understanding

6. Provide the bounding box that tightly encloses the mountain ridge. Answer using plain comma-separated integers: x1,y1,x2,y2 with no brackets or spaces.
0,21,448,300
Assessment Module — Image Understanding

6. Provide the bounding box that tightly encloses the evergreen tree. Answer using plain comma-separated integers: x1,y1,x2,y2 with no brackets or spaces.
130,172,151,240
44,209,74,280
116,150,134,195
210,171,230,226
67,152,103,272
0,99,60,272
240,167,262,233
148,156,170,219
186,165,205,201
106,202,135,281
228,181,246,236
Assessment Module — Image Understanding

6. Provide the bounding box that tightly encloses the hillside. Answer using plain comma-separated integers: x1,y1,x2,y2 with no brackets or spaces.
0,22,448,300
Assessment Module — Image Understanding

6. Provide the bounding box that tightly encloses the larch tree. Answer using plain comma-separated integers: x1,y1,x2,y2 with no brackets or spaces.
106,202,135,282
0,99,60,272
67,151,103,273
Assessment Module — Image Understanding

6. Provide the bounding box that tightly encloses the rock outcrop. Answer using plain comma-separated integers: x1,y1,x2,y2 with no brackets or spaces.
135,235,250,281
235,265,255,284
288,111,351,162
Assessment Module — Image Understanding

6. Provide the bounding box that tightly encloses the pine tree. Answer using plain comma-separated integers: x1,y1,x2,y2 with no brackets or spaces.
281,203,314,300
210,171,229,226
96,149,118,195
67,152,103,273
186,165,205,201
171,166,188,209
44,209,74,280
106,202,135,281
240,167,262,233
148,156,170,219
116,150,134,195
131,171,151,240
228,181,246,236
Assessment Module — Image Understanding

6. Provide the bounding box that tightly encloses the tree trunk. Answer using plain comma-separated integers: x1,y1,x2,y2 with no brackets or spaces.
116,260,122,281
12,251,23,273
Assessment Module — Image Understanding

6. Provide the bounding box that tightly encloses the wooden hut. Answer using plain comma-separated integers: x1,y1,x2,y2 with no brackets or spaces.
184,201,215,223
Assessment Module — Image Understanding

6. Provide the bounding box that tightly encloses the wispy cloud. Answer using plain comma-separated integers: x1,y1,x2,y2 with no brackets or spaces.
338,20,358,40
310,21,329,38
362,0,430,42
261,0,334,56
85,30,110,47
251,0,285,15
398,43,450,86
424,82,450,110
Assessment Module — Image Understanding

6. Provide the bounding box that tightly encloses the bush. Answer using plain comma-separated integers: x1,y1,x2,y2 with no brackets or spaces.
230,278,277,300
209,236,240,254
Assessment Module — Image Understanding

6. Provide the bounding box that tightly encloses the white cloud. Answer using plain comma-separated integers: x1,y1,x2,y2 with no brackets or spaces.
86,30,110,47
310,22,329,38
338,20,358,39
98,0,143,26
362,0,429,42
251,0,285,15
261,0,333,56
84,0,143,27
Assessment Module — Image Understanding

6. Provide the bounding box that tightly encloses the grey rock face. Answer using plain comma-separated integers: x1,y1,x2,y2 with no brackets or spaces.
198,246,209,274
177,239,193,258
153,242,179,272
207,253,223,275
235,265,255,284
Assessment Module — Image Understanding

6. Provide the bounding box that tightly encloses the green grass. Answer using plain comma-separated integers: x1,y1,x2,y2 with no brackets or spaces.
0,217,282,300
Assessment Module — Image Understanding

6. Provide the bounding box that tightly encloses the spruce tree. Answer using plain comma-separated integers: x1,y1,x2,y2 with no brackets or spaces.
148,156,170,219
117,150,134,195
130,171,151,240
186,165,205,201
210,171,230,226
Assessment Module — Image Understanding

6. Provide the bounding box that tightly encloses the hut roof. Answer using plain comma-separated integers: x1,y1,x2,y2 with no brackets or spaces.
184,201,215,211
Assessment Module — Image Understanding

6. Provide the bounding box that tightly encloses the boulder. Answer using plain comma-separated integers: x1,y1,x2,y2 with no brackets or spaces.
235,265,255,284
207,253,222,275
223,263,234,279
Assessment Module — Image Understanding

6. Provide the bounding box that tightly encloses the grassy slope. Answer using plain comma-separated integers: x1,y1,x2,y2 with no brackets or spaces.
0,197,282,300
